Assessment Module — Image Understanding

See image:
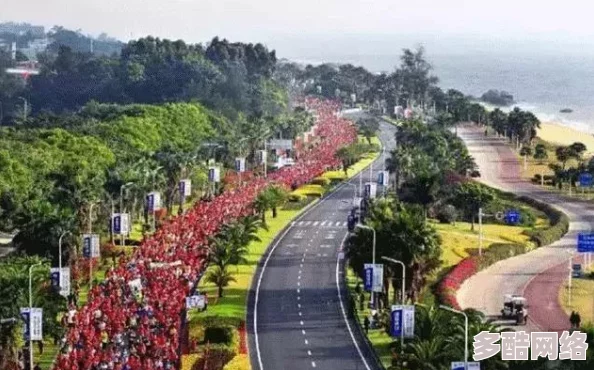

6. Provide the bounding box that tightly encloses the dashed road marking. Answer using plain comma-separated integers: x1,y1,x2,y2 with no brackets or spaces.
312,361,316,368
300,320,304,326
305,339,308,345
302,329,306,335
307,350,312,356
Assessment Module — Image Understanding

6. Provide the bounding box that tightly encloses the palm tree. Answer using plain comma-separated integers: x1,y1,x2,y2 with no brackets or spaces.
205,266,236,298
403,337,454,370
267,186,288,218
254,190,273,225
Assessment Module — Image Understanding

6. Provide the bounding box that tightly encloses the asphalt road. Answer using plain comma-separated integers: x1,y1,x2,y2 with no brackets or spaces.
457,124,594,332
247,113,396,370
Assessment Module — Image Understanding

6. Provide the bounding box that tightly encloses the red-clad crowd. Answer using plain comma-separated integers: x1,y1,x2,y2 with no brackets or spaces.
55,98,357,370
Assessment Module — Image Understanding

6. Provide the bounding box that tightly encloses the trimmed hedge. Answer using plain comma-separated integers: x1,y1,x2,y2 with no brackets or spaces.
517,195,569,247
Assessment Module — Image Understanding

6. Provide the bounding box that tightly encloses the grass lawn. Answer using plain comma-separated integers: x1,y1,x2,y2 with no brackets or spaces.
559,266,594,325
33,339,59,370
432,221,536,268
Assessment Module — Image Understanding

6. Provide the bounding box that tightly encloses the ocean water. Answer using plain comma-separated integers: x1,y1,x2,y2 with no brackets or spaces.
289,47,594,134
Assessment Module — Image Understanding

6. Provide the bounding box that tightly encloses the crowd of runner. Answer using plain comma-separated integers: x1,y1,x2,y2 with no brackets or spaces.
55,98,357,370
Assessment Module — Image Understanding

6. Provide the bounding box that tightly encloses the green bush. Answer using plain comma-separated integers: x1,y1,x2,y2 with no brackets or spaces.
311,177,330,186
474,243,528,270
517,196,569,247
204,326,233,345
194,344,236,369
288,193,306,202
436,204,458,224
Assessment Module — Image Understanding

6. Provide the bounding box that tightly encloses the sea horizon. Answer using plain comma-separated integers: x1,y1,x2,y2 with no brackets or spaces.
286,50,594,135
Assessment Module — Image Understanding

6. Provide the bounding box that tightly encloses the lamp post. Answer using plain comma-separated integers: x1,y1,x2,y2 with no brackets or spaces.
88,201,100,233
18,96,28,121
382,256,406,354
566,250,574,306
440,305,469,370
344,183,360,217
58,231,71,276
356,224,376,307
28,261,43,370
119,182,134,247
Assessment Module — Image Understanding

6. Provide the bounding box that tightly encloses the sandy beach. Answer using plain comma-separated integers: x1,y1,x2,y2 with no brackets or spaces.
537,121,594,155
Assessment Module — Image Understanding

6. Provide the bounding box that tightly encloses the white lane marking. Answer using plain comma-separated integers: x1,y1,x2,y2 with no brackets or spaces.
302,329,306,335
298,275,301,280
307,350,312,356
300,321,304,326
320,244,332,248
313,221,319,226
300,264,303,268
299,312,302,316
298,303,301,308
305,339,309,345
336,232,372,370
321,220,327,226
342,222,347,227
301,258,305,262
304,221,311,226
298,221,304,226
254,153,386,370
312,361,316,368
336,221,341,226
297,288,300,293
297,282,301,286
323,253,328,257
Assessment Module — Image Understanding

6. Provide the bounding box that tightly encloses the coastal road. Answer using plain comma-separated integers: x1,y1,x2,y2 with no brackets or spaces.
457,124,594,332
247,114,396,370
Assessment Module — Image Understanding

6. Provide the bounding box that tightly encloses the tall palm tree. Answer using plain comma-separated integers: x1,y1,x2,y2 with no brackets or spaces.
205,266,236,298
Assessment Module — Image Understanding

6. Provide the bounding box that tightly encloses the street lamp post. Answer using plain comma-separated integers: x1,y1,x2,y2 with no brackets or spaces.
356,224,376,307
381,256,406,354
566,250,574,306
18,96,28,121
344,183,361,217
88,201,101,233
28,261,43,370
119,182,134,247
58,231,71,277
440,305,469,370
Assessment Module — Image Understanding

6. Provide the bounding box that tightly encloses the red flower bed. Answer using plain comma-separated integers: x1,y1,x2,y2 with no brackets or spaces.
436,257,479,310
55,98,356,370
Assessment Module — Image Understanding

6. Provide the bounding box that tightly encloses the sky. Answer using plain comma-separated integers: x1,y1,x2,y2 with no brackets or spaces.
4,0,594,61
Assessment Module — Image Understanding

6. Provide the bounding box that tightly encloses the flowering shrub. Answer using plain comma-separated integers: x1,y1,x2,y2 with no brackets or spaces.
56,98,357,370
436,257,478,309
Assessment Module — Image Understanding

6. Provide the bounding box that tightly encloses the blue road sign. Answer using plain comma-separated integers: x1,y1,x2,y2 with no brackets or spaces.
83,236,92,258
578,233,594,252
50,271,60,288
579,173,593,187
505,210,520,225
391,308,403,337
364,266,373,292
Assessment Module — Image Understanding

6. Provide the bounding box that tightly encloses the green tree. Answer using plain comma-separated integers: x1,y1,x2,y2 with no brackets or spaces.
452,182,495,230
533,143,548,163
357,117,379,144
205,266,236,298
